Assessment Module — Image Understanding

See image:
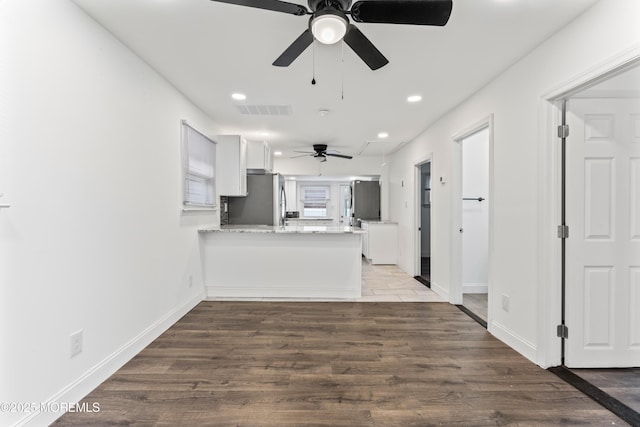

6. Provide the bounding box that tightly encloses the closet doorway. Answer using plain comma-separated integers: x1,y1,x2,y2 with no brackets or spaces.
451,117,493,327
419,161,432,285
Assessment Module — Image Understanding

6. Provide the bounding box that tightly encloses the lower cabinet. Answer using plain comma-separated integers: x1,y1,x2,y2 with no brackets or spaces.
361,221,398,265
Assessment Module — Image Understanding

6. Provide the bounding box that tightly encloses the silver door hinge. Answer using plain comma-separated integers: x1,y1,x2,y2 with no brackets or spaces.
557,124,570,138
557,225,569,239
557,324,569,339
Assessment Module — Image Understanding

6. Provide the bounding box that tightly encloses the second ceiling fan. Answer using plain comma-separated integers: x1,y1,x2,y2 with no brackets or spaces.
293,144,353,162
210,0,453,70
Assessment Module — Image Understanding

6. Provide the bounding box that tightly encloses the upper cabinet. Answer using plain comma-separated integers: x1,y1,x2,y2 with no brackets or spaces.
247,140,273,173
215,135,248,196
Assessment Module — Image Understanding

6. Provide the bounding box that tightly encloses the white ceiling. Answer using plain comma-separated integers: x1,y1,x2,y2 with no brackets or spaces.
71,0,600,158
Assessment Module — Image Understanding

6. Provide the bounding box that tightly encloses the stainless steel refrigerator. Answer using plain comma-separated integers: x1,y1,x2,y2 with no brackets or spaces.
228,173,286,226
351,180,381,226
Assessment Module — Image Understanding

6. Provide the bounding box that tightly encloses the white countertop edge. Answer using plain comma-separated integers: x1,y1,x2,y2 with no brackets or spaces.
199,225,366,234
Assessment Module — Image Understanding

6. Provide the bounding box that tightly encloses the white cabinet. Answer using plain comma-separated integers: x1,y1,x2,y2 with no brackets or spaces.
215,135,247,196
247,140,272,172
361,221,398,265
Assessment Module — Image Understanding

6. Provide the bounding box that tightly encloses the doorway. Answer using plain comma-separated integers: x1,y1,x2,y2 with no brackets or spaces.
451,116,493,327
419,161,432,285
546,62,640,423
339,184,351,226
461,127,490,323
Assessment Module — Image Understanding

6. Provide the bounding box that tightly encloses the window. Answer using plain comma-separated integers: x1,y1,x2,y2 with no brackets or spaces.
182,121,216,208
301,185,329,217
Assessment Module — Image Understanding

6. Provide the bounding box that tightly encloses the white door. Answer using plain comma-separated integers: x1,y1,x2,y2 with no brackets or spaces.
339,184,351,225
565,98,640,367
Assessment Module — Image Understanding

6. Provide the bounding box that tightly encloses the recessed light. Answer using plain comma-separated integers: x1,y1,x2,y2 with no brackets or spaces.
318,109,330,116
378,132,389,139
274,151,283,156
231,93,246,101
407,95,422,103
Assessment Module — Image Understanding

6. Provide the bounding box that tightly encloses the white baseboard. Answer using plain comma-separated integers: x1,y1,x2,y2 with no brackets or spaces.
18,292,204,427
462,283,488,294
490,320,537,364
430,280,449,301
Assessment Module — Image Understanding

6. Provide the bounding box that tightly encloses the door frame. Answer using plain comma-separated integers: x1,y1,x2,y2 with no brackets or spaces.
451,115,494,324
414,154,433,278
538,46,640,368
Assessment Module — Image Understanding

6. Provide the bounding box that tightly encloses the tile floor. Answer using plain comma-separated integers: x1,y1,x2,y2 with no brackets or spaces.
360,260,444,302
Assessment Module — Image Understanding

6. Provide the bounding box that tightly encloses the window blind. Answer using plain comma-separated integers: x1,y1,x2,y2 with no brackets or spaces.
302,185,329,218
182,122,216,208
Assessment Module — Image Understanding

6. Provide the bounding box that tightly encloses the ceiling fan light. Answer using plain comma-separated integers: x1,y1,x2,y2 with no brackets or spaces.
311,13,347,45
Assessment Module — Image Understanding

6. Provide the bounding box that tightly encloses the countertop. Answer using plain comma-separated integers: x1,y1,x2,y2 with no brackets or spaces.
199,225,366,234
359,220,399,225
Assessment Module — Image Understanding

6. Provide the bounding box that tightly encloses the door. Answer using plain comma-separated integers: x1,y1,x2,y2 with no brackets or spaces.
339,184,351,225
565,97,640,367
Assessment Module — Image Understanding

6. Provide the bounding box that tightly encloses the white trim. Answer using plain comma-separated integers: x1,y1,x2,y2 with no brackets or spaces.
19,293,204,427
462,283,488,294
414,154,433,277
430,280,449,301
491,320,537,364
542,44,640,102
536,97,563,368
537,45,640,368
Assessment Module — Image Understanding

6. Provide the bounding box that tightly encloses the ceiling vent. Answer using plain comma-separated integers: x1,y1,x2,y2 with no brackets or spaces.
236,104,292,116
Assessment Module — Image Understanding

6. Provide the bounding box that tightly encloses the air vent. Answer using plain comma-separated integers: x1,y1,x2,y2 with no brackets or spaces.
236,105,292,116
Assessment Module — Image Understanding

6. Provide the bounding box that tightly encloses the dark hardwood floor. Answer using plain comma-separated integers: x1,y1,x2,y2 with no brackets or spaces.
55,302,628,426
463,293,488,323
570,368,640,414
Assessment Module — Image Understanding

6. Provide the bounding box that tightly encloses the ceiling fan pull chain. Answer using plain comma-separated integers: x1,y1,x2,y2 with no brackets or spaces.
311,42,317,85
341,40,345,100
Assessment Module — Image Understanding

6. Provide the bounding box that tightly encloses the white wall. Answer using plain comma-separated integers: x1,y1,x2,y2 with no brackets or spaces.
0,1,220,425
387,0,640,363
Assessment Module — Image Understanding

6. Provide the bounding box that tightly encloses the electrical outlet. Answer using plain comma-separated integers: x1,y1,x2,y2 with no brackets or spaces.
188,275,193,288
70,330,83,358
502,295,510,312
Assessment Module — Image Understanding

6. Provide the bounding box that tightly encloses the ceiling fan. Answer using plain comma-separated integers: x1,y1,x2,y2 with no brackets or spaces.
293,144,353,162
210,0,453,70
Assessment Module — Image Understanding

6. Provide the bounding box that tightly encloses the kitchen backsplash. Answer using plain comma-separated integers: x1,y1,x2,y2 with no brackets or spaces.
220,196,229,225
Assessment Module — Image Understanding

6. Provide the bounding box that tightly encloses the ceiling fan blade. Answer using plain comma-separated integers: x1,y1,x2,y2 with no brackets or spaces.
210,0,308,16
350,0,453,26
343,25,388,70
325,153,353,159
273,29,314,67
293,150,315,154
291,153,313,158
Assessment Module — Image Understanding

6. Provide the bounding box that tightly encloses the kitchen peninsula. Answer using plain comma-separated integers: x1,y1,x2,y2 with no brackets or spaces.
199,225,365,299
